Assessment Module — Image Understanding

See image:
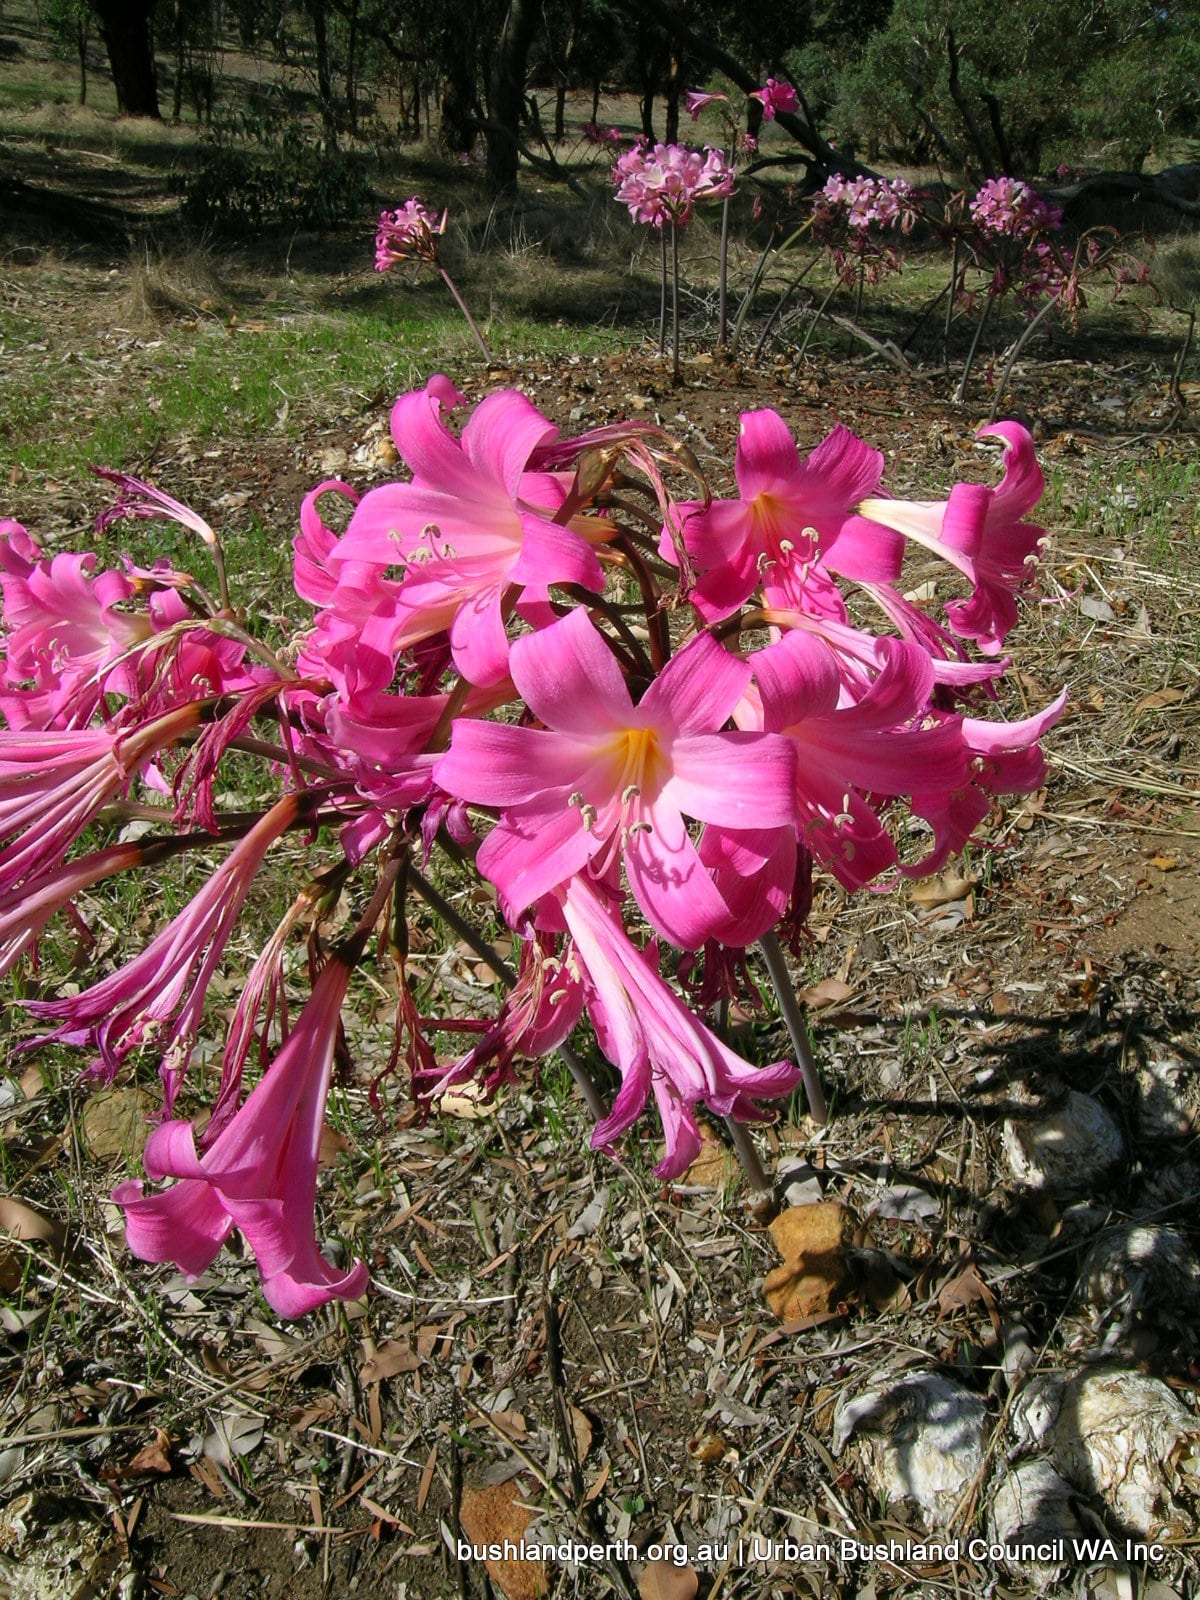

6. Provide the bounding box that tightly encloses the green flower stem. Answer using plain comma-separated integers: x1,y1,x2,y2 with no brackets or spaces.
759,931,828,1124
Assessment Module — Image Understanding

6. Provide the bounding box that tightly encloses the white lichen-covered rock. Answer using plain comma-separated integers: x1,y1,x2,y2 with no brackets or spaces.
988,1459,1082,1576
832,1372,987,1527
1135,1052,1196,1141
1078,1225,1200,1334
1024,1369,1200,1538
1001,1090,1123,1196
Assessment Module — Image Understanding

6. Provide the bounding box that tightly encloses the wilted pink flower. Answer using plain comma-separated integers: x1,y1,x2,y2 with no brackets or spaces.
27,794,303,1105
685,89,728,120
0,842,139,978
375,198,449,270
435,608,796,949
559,875,798,1178
665,408,901,621
0,704,202,895
93,468,218,547
582,122,622,145
113,954,368,1317
750,78,798,120
857,422,1046,653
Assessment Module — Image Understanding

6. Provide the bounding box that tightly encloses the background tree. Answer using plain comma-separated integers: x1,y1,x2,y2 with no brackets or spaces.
830,0,1200,174
90,0,159,117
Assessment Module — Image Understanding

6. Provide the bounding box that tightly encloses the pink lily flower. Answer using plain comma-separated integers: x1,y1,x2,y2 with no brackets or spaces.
27,795,302,1106
559,875,798,1178
857,422,1046,654
0,521,168,729
327,377,608,686
750,79,798,120
909,690,1068,873
113,954,368,1318
375,199,449,269
421,927,586,1101
434,608,796,949
665,408,902,621
749,629,968,890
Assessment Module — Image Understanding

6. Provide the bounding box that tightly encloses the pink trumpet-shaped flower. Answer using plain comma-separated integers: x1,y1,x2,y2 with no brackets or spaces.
559,875,798,1178
857,422,1045,653
666,409,901,621
113,954,368,1318
435,608,796,949
27,794,302,1105
327,377,607,686
750,78,798,120
375,199,449,269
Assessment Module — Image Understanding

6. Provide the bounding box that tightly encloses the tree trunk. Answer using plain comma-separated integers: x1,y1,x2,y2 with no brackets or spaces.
554,79,566,142
485,0,538,196
305,1,338,148
345,0,359,134
439,2,477,152
91,0,160,118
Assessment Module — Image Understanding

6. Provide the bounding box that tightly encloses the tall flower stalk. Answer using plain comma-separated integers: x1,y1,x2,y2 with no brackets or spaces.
376,198,492,364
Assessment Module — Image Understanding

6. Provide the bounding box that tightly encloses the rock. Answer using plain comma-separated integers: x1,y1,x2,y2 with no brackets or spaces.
988,1458,1082,1576
1078,1224,1200,1341
1021,1369,1200,1538
1001,1090,1123,1196
831,1371,987,1527
762,1202,855,1321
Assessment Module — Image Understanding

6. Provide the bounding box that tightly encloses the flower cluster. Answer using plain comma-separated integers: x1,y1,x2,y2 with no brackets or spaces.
819,174,921,234
612,140,736,228
969,177,1063,241
1,378,1063,1317
374,198,449,270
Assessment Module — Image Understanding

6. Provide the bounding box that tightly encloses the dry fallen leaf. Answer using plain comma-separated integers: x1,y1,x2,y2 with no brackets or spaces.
680,1132,733,1187
569,1404,594,1463
359,1339,422,1384
763,1203,856,1321
80,1086,156,1161
687,1432,728,1463
796,976,855,1008
1149,854,1178,872
0,1194,66,1293
910,869,979,908
639,1554,699,1600
458,1480,547,1600
0,1194,65,1251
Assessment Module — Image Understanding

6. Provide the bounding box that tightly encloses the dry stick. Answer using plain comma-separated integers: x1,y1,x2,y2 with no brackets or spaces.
758,931,828,1124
